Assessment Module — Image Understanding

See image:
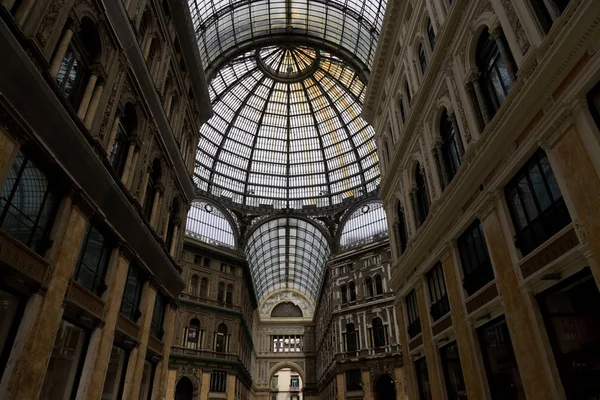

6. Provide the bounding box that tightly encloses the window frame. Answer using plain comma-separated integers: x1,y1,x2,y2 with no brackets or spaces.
406,290,421,338
150,294,166,340
440,110,462,181
120,265,144,322
426,262,450,321
457,220,494,296
73,222,113,296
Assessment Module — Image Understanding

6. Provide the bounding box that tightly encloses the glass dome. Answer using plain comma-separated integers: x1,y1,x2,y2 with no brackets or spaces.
194,45,380,209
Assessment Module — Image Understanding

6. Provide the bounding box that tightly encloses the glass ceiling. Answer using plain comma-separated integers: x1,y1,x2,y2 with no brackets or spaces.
193,45,380,209
187,0,387,72
186,200,236,248
339,201,388,250
245,218,330,303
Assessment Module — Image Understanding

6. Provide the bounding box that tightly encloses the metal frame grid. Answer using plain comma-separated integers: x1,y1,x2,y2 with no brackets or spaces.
186,200,236,248
194,46,380,209
244,217,330,303
339,201,387,249
187,0,387,72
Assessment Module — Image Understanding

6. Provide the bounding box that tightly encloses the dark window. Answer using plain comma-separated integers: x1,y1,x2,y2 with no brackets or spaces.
375,275,383,295
215,323,228,353
143,159,161,220
415,357,433,400
217,282,224,303
372,317,386,347
349,282,356,302
225,284,233,305
185,318,201,349
165,199,180,252
346,323,357,352
406,290,421,338
365,277,374,298
109,104,136,177
74,223,112,296
347,263,355,272
200,277,209,298
385,141,391,163
478,317,526,400
120,265,144,321
529,0,570,34
345,369,362,391
203,258,211,268
341,284,347,304
193,255,201,264
427,262,450,321
476,28,514,117
210,370,227,392
588,81,600,130
457,220,494,296
0,151,59,254
440,342,467,400
399,97,407,123
415,165,430,225
56,19,99,108
405,80,412,104
427,19,436,50
505,150,570,256
418,43,428,74
440,110,462,181
190,275,199,296
537,268,600,399
150,294,165,339
396,202,408,254
138,11,151,43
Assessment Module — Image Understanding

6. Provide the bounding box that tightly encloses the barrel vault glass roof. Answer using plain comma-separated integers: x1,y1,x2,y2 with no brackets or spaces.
193,46,380,209
245,217,330,303
187,0,387,73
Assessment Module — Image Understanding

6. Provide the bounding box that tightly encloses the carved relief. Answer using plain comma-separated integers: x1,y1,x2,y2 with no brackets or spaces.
502,0,530,54
37,0,68,47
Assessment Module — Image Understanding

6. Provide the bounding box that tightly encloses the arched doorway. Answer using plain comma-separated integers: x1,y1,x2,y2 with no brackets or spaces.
373,374,396,400
269,367,303,399
175,376,194,400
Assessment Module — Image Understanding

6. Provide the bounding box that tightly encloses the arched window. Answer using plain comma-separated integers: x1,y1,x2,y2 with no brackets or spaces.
109,103,136,177
185,318,201,349
440,110,462,182
346,323,357,352
372,317,386,347
225,284,233,305
217,282,225,303
396,201,408,254
341,285,347,304
365,277,374,298
427,19,436,50
418,42,428,74
56,18,101,108
415,165,430,226
190,275,199,296
143,158,161,220
404,80,411,104
476,27,514,117
166,198,180,252
349,282,356,302
529,0,570,34
215,323,228,353
200,277,209,298
375,275,383,295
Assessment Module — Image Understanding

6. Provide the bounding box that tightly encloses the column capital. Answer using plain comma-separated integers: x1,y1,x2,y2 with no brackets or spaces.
489,24,504,40
476,190,500,221
155,182,165,193
466,70,480,84
89,63,106,80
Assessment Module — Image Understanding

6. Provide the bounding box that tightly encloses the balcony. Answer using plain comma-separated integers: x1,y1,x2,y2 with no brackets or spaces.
289,386,300,392
170,346,238,362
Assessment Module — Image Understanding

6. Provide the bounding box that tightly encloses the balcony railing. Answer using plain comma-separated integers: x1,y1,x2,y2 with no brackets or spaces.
171,346,238,362
179,292,240,311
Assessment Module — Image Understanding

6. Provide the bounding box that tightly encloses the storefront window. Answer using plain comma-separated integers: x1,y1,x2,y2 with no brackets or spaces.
0,290,23,378
537,269,600,399
477,317,526,400
440,341,467,399
101,345,128,400
415,357,433,400
40,320,88,400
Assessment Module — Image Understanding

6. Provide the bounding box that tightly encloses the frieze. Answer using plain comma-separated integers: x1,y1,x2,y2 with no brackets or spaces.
36,0,67,47
501,0,530,54
66,281,106,319
466,282,499,314
520,228,579,279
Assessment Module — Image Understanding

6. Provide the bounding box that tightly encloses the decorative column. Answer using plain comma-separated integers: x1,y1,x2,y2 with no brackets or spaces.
394,300,418,400
490,26,517,81
226,373,236,399
432,140,448,189
164,93,173,118
544,122,600,288
122,281,157,400
149,183,164,228
199,371,210,399
84,76,105,129
468,72,491,125
76,250,131,400
479,198,565,400
150,302,178,400
49,21,78,77
448,111,466,154
394,367,408,400
543,0,561,21
139,169,150,205
105,110,122,154
12,0,35,26
120,135,141,185
126,143,141,189
361,369,373,400
142,35,154,60
415,279,446,400
440,247,490,399
336,373,345,400
0,199,88,399
77,65,102,119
